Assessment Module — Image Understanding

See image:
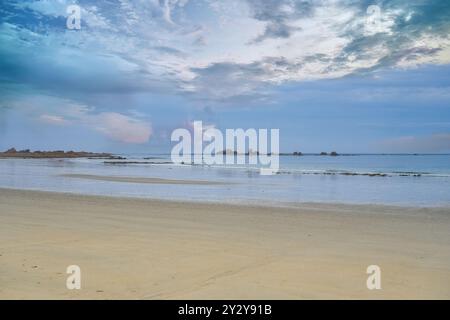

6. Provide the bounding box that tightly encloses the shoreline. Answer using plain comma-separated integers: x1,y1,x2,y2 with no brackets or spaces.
1,187,449,299
2,186,450,210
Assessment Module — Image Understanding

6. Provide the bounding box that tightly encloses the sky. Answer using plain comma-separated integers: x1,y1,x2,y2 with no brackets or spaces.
0,0,450,153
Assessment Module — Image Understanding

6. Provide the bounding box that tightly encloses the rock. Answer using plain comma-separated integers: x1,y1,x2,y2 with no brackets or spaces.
0,149,112,159
217,149,238,155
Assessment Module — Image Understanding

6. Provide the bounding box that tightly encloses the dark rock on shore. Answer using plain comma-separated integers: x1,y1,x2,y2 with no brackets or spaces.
88,156,126,160
104,161,172,165
0,148,112,159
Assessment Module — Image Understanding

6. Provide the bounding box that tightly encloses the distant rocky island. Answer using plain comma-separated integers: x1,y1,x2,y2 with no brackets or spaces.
0,148,112,159
215,149,277,156
215,149,340,156
291,151,340,156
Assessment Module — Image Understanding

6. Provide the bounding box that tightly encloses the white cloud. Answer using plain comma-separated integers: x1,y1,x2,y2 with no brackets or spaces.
92,112,152,144
39,114,70,126
3,0,450,102
22,95,153,144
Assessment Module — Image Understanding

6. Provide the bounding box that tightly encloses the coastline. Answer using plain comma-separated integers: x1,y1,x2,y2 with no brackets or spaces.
1,187,449,299
2,155,450,207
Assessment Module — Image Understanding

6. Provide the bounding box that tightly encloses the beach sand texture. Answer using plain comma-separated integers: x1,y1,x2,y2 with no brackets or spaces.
1,188,449,299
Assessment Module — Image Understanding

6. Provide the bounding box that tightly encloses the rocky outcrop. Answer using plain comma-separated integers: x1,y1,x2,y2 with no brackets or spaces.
0,148,112,159
216,149,238,155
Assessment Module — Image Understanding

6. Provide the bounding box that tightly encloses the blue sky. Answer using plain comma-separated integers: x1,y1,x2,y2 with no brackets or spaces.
1,0,450,153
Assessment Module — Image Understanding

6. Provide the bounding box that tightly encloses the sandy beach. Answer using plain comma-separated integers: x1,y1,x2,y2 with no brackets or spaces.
0,187,449,299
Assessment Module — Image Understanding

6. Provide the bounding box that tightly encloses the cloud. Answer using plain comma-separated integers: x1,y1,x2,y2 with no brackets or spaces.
377,133,450,153
92,112,152,144
38,114,70,126
246,0,313,43
40,108,153,144
1,0,450,104
19,94,153,144
189,0,450,100
252,23,301,43
188,61,271,102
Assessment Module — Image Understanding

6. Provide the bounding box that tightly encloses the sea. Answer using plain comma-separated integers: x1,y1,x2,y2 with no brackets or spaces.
1,154,450,207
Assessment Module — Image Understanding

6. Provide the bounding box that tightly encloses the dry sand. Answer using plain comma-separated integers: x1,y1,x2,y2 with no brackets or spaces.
0,187,449,299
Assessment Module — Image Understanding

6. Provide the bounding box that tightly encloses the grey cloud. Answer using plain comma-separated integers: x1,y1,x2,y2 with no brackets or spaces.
351,47,442,76
252,23,301,43
188,58,300,103
247,0,314,42
193,35,207,46
153,46,187,57
334,1,450,73
2,0,450,106
187,53,325,103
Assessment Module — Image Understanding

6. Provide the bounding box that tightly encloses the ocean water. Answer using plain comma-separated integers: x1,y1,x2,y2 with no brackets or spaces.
1,154,450,207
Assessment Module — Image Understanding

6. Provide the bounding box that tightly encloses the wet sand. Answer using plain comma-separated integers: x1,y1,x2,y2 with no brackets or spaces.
61,174,228,185
0,188,449,299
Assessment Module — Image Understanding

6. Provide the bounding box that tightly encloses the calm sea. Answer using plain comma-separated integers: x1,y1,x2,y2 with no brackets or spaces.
1,154,450,207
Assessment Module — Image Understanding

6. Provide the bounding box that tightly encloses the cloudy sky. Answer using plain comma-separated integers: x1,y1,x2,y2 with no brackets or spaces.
1,0,450,153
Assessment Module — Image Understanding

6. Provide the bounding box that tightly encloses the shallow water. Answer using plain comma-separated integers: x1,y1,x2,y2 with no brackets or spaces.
1,154,450,207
